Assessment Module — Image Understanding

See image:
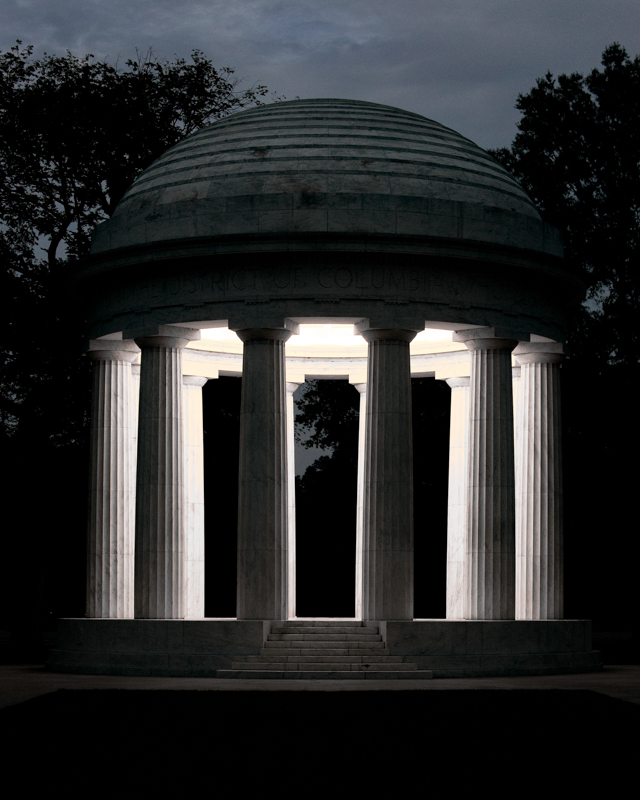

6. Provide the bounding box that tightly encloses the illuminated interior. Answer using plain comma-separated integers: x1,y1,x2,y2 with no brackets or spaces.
200,324,453,348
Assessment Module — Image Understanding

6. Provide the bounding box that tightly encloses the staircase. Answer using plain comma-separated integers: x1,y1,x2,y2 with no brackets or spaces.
216,620,433,679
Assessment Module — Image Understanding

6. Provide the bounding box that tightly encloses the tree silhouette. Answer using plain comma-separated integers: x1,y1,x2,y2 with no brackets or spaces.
0,43,272,645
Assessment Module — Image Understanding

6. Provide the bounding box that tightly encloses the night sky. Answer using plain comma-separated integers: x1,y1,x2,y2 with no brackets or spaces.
1,0,639,149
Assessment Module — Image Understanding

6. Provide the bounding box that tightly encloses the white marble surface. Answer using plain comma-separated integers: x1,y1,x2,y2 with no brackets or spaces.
134,334,193,619
183,376,208,619
444,377,470,619
353,383,367,620
455,329,517,619
514,345,565,619
286,381,302,619
361,329,416,620
86,340,139,618
235,328,291,620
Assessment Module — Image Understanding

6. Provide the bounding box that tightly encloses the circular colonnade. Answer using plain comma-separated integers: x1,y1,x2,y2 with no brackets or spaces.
48,99,600,677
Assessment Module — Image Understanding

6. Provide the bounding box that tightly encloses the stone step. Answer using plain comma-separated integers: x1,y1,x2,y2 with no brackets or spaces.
279,620,368,627
264,640,386,650
247,654,404,663
231,662,418,671
217,670,434,680
267,633,382,642
270,626,379,635
260,647,389,656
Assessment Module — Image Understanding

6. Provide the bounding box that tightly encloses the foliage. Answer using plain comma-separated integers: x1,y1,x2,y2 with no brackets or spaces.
0,43,271,630
294,379,360,455
490,42,640,371
0,42,270,442
491,43,639,625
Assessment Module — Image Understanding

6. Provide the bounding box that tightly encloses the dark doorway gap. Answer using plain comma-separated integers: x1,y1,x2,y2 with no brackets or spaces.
202,376,241,618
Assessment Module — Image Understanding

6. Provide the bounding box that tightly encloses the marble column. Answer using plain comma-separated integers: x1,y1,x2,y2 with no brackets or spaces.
513,342,565,619
453,328,517,620
235,328,292,620
286,381,302,620
133,330,196,619
130,363,141,562
512,366,522,523
444,377,470,619
353,383,367,621
183,376,208,619
86,339,140,618
361,329,416,621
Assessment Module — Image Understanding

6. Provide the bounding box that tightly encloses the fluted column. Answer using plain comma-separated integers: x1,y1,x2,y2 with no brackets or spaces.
444,377,470,619
235,328,292,620
130,363,141,559
134,332,194,619
353,382,367,620
512,366,522,521
361,329,416,621
286,381,302,620
514,342,565,619
183,375,208,619
453,328,517,619
86,339,140,618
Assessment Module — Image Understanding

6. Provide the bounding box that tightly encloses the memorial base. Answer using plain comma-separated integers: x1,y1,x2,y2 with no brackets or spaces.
47,619,601,678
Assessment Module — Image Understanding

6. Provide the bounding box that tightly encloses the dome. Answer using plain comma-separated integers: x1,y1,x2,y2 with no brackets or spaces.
91,98,549,256
82,98,577,346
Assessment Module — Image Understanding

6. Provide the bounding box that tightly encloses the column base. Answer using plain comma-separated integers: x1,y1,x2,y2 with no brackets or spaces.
47,619,601,678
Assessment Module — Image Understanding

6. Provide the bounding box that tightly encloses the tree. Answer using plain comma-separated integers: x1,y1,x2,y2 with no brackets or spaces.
491,44,640,636
490,42,640,371
0,42,270,441
0,43,272,642
294,381,360,616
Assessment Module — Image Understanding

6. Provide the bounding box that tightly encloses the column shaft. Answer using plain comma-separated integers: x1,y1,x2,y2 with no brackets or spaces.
444,377,470,619
515,350,564,619
134,336,189,619
130,363,140,569
86,341,139,618
286,382,302,620
236,329,291,620
183,376,208,619
462,335,517,619
362,330,415,621
354,383,367,621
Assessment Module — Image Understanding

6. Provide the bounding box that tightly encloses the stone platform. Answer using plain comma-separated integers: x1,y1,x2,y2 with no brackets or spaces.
47,619,601,678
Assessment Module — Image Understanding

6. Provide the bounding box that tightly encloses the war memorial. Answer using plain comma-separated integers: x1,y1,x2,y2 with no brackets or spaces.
47,98,601,678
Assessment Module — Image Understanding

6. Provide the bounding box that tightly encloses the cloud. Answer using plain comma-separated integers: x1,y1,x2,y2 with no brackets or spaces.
2,0,639,147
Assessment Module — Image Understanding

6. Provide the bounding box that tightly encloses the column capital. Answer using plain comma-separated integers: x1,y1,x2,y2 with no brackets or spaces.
135,334,192,350
353,382,367,394
513,341,566,366
229,317,299,337
183,375,208,387
87,339,140,363
453,328,518,351
286,381,302,395
360,329,417,344
124,324,201,342
445,377,470,389
234,328,295,344
355,318,424,336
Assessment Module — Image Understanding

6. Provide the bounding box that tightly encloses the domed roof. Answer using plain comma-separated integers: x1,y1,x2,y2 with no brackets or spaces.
91,98,553,258
123,98,535,214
